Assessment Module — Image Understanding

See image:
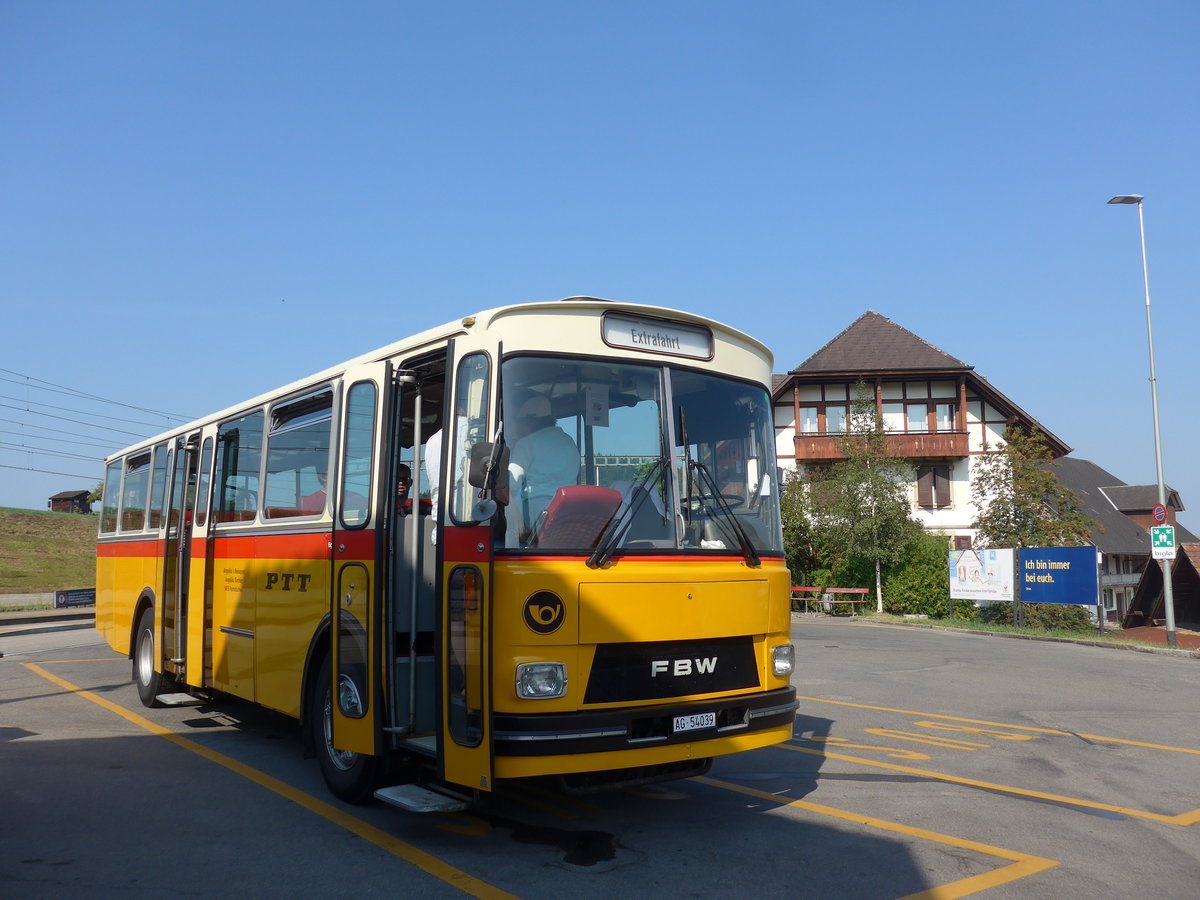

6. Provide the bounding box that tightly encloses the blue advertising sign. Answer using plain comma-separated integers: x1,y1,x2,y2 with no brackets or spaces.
54,588,96,608
1017,547,1098,605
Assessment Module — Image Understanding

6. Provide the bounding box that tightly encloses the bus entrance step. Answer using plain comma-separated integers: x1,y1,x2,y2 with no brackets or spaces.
374,784,470,813
156,692,205,707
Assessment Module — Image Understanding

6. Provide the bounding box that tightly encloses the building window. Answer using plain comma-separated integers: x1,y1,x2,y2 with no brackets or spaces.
799,407,818,434
916,465,952,509
825,405,847,434
936,403,955,432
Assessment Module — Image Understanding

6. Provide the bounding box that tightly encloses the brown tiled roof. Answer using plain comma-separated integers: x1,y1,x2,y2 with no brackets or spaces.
1101,484,1185,513
1053,458,1198,552
791,311,970,374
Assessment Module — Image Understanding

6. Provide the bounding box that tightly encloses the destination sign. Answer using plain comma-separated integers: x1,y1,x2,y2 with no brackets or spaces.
602,313,713,360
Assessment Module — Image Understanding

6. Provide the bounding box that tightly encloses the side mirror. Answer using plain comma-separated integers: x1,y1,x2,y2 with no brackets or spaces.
468,442,510,505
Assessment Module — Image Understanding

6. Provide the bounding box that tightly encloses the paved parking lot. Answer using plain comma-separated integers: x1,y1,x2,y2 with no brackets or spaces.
2,615,1198,899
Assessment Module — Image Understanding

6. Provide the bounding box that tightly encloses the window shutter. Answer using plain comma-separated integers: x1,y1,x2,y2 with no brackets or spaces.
934,465,951,509
917,467,934,508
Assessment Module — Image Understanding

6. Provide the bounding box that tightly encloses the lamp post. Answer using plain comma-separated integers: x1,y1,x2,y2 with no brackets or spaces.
1107,194,1177,648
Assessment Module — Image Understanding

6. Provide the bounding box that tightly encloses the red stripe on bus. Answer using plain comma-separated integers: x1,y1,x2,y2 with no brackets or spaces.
98,530,349,560
442,524,492,562
97,539,163,558
210,531,338,560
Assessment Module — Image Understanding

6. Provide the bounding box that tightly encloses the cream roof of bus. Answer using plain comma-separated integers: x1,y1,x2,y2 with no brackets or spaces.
105,297,772,461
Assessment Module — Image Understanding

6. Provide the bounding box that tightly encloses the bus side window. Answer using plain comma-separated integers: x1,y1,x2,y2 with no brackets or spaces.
147,443,170,530
448,353,490,526
340,381,377,528
100,460,122,534
120,452,152,532
264,390,333,518
215,412,264,524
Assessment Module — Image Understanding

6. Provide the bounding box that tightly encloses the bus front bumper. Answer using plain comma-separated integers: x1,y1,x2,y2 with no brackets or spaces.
492,686,797,757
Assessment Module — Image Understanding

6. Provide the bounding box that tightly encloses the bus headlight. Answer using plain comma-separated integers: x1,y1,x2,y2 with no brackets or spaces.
771,643,795,677
516,662,567,699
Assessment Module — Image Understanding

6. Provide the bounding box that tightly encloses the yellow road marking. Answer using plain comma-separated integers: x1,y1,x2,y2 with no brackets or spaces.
795,694,1200,756
783,742,1200,826
806,735,931,761
23,663,520,900
915,722,1035,741
694,775,1058,899
863,729,990,751
22,657,119,664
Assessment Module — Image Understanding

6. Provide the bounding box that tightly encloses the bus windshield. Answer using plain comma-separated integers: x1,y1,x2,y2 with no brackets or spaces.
498,356,782,556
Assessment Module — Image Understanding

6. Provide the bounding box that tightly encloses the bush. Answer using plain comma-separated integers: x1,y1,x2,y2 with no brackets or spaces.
979,602,1094,632
881,532,979,620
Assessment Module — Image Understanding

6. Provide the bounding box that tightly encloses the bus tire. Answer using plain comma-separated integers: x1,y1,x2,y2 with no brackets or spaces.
310,653,379,803
133,607,164,708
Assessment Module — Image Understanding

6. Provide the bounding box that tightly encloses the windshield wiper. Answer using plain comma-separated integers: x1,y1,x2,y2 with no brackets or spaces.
679,409,694,532
587,456,667,568
689,460,760,567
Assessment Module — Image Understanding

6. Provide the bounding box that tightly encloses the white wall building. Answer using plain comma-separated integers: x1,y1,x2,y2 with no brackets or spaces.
772,311,1070,548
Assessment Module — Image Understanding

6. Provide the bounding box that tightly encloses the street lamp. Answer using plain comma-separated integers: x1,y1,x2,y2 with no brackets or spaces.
1107,194,1177,648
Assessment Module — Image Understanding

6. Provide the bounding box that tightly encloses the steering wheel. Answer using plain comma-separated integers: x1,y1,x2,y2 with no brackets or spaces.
684,494,744,512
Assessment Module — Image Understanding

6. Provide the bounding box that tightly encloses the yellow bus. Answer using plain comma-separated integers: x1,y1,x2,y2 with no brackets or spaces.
95,297,796,808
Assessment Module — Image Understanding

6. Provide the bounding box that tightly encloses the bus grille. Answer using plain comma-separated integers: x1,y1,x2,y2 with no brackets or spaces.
583,635,759,704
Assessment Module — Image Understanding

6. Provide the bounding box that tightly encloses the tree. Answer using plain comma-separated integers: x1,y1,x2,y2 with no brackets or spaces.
801,382,923,611
970,426,1094,548
779,469,819,587
88,481,104,503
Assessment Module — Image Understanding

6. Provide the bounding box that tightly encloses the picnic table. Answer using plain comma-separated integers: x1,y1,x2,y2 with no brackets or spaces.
790,586,870,614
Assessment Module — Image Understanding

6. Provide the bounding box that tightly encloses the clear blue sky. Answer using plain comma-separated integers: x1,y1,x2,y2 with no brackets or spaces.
2,2,1197,529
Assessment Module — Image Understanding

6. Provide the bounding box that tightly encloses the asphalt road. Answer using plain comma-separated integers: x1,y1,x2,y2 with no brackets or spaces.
2,615,1198,899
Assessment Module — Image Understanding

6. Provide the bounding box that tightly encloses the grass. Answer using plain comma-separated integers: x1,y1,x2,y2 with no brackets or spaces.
0,507,97,603
859,611,1167,649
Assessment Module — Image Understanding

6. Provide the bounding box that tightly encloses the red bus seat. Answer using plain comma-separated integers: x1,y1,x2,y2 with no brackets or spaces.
533,485,623,549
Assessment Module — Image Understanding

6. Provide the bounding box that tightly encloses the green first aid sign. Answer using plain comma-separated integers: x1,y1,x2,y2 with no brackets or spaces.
1151,525,1176,560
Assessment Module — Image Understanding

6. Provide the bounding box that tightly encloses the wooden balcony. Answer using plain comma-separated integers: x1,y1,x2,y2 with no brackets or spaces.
794,431,969,461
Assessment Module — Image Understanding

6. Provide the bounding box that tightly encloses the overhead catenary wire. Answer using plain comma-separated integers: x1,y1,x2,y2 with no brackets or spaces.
0,462,100,481
0,424,116,451
0,393,186,432
0,367,193,421
0,401,157,440
0,443,98,463
0,367,192,503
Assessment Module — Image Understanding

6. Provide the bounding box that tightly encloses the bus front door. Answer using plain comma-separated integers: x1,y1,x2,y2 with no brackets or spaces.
162,434,199,684
327,362,393,759
438,345,496,792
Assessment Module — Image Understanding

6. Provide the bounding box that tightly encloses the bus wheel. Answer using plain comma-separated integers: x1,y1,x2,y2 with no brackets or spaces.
310,653,379,803
133,607,164,708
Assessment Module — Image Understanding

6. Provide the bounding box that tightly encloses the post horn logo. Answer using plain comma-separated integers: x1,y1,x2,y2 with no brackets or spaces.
523,591,565,635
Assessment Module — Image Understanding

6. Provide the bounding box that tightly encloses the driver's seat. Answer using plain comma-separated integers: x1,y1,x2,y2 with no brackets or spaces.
532,485,622,549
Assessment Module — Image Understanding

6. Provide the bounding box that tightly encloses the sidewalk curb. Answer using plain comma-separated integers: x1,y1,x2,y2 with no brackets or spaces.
0,608,94,626
794,613,1200,660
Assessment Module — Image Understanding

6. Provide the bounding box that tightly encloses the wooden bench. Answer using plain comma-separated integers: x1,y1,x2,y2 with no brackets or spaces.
791,586,870,614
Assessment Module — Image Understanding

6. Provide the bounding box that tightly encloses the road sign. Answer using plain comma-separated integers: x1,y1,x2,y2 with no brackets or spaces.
1151,525,1176,560
1152,503,1167,523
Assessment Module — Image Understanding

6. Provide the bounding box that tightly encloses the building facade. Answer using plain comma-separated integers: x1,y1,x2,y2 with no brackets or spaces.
1053,457,1197,621
48,490,92,514
772,311,1070,548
